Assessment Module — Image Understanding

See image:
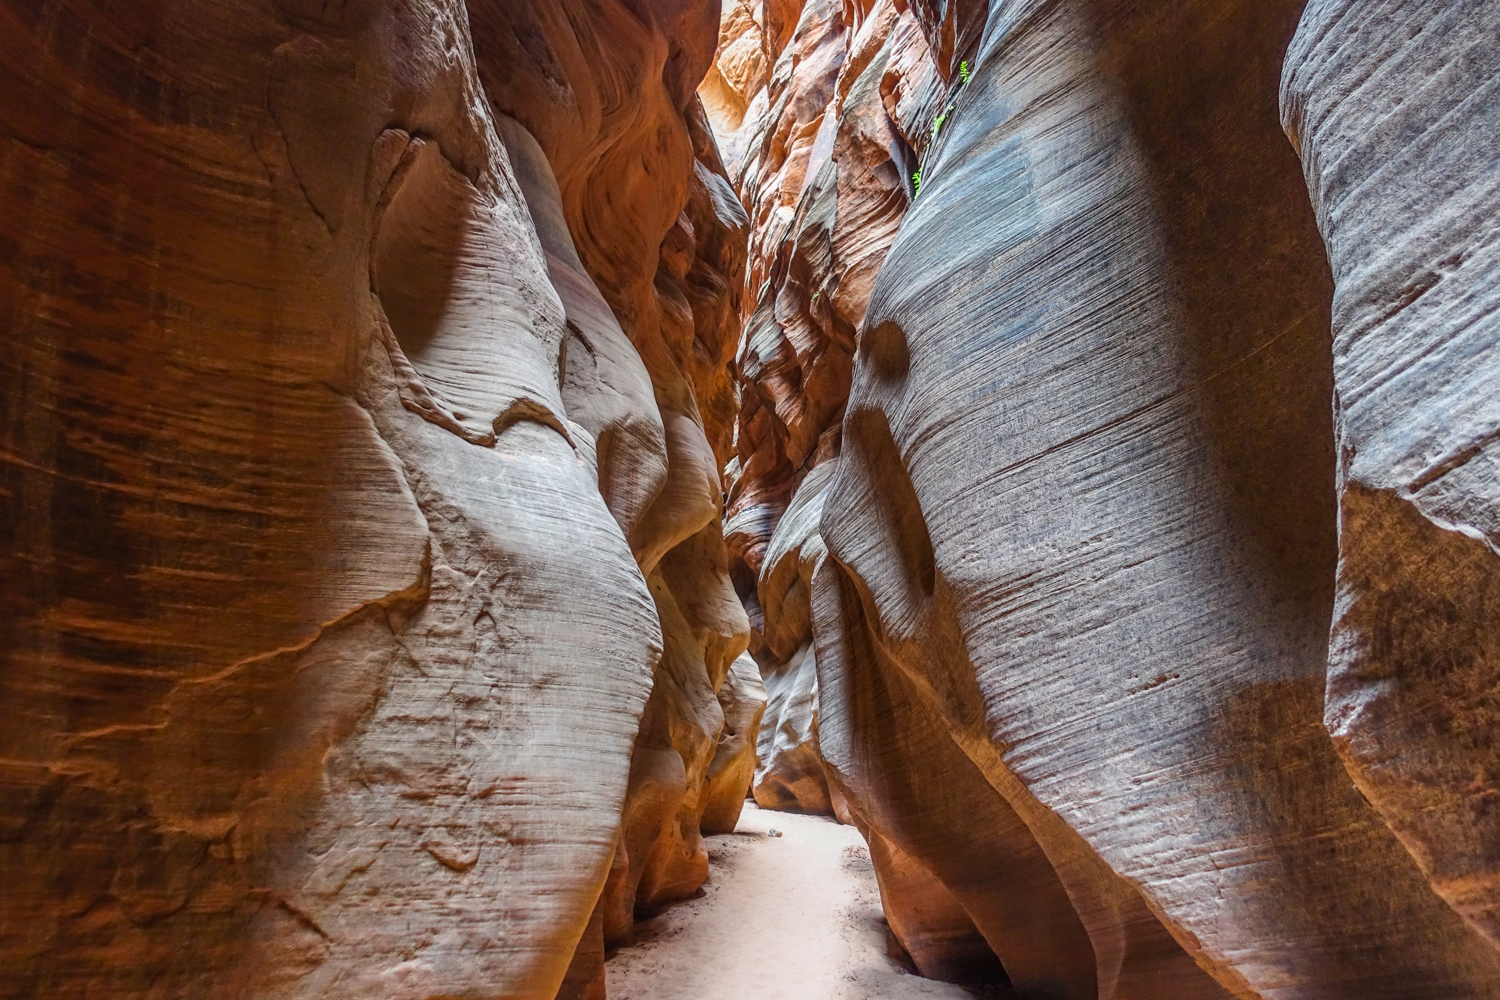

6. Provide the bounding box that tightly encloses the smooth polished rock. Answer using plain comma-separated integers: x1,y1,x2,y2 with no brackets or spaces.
0,2,661,997
469,0,757,947
820,0,1500,995
816,562,1108,1000
701,653,770,836
719,0,938,625
754,640,834,816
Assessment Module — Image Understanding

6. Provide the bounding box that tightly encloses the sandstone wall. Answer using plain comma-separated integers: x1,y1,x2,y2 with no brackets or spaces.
0,1,755,998
5,0,1498,995
1282,0,1500,953
706,0,946,816
719,0,1500,996
468,3,760,953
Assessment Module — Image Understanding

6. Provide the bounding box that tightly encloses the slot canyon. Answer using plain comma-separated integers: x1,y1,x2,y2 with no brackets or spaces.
2,0,1498,997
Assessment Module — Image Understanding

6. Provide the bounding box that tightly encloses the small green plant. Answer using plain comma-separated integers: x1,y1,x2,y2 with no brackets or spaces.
929,101,957,145
959,60,971,84
930,108,947,142
912,169,921,195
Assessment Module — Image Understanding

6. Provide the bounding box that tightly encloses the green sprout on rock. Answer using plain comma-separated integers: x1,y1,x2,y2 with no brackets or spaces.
912,169,921,195
959,60,971,84
929,100,957,144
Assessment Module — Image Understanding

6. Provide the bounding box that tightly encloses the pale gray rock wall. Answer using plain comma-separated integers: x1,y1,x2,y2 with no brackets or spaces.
817,0,1500,996
1282,0,1500,951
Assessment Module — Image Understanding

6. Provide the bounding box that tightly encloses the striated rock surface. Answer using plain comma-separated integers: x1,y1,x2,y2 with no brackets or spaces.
1282,0,1500,951
707,0,946,829
753,640,832,814
811,0,1500,995
1,0,754,997
750,461,835,813
816,559,1108,999
393,0,757,959
7,0,1500,994
0,3,650,996
719,0,940,587
719,0,1500,997
862,830,1001,985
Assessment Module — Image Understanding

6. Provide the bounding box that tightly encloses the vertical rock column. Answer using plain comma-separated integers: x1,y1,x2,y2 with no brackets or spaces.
709,0,945,821
1282,0,1500,952
465,0,759,960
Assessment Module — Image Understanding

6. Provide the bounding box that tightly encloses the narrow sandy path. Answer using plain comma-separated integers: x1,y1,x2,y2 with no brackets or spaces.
605,804,1003,1000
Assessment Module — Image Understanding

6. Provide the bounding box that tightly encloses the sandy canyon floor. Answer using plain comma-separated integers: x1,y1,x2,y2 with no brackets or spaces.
605,804,1011,1000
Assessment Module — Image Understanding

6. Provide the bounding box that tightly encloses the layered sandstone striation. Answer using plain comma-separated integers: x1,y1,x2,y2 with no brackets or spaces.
707,0,945,817
0,1,756,998
1282,0,1500,952
4,0,1499,996
719,0,1500,997
720,0,940,586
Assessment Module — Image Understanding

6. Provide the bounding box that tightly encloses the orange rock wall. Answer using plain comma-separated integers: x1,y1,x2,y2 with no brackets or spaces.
0,1,755,997
705,0,944,817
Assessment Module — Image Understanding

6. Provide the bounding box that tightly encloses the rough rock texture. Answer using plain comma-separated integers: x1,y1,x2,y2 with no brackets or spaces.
699,0,773,183
808,0,1500,996
816,563,1108,999
1281,0,1500,951
707,0,946,822
8,0,1499,994
0,0,753,997
717,0,1500,997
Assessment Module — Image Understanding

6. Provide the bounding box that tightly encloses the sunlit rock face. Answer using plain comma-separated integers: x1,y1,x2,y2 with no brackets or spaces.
1282,0,1500,954
720,0,1500,997
0,0,753,997
469,0,758,949
720,0,939,590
